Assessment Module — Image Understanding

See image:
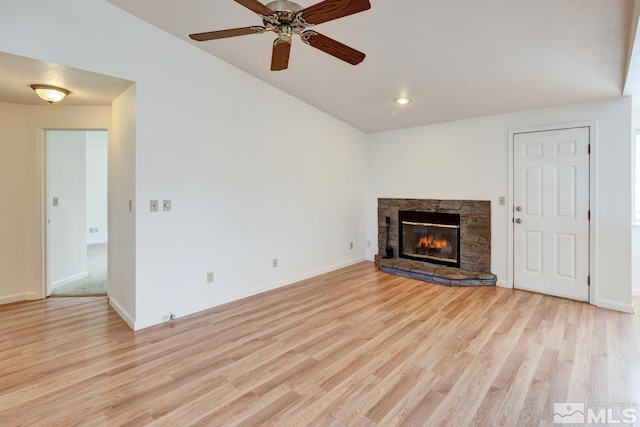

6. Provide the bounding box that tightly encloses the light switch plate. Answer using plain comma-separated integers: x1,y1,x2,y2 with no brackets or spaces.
53,197,59,206
150,200,158,212
163,199,171,211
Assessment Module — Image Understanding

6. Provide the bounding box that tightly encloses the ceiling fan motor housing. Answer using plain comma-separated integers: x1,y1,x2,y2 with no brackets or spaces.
264,1,306,29
263,0,311,42
265,1,303,17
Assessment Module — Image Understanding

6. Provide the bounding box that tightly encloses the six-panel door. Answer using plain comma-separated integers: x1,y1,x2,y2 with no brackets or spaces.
513,127,590,301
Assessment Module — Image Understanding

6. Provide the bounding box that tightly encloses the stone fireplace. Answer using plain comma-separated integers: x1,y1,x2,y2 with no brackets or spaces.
376,198,496,286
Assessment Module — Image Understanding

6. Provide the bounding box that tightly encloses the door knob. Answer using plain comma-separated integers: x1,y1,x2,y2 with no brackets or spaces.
515,218,522,224
515,206,522,212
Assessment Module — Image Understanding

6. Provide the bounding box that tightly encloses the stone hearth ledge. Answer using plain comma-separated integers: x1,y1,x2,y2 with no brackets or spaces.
375,255,496,286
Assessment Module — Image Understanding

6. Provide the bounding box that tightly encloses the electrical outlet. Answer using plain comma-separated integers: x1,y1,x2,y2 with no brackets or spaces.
94,227,98,233
207,272,214,283
350,242,353,249
163,199,171,211
272,258,278,268
89,228,94,233
150,200,159,212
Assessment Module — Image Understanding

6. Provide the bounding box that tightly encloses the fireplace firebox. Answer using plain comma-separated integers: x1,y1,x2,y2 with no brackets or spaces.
399,210,461,268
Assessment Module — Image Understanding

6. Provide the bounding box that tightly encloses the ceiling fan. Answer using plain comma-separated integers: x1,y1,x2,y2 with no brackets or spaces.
189,0,371,71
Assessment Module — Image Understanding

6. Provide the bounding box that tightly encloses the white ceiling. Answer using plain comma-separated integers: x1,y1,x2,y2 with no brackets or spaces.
0,51,132,107
0,1,635,131
105,0,636,132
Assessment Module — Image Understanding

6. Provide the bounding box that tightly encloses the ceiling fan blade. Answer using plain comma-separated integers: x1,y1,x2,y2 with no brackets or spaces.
234,0,274,16
189,26,266,41
302,31,365,65
271,40,291,71
299,0,370,25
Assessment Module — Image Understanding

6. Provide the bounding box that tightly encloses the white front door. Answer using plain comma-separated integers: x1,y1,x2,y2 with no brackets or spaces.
513,127,590,301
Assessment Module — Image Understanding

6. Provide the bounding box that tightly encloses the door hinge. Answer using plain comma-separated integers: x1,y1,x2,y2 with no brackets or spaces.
588,144,591,154
588,275,590,286
588,210,590,220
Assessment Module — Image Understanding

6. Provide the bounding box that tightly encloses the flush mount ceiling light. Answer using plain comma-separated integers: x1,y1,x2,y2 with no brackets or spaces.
31,84,70,104
395,97,412,105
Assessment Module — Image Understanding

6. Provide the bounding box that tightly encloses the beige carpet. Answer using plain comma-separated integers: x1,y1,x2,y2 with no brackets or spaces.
51,243,107,296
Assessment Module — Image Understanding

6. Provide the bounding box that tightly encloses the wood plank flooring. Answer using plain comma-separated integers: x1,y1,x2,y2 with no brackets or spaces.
1,261,639,426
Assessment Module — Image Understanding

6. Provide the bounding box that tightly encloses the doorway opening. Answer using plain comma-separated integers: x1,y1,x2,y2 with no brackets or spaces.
45,130,108,297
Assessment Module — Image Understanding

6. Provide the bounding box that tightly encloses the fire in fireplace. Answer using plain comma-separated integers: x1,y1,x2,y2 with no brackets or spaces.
399,210,461,267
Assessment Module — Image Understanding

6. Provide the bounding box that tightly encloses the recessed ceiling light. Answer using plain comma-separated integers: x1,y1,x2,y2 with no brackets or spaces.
395,97,411,105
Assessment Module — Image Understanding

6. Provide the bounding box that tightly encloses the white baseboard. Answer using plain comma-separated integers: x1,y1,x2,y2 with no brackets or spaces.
496,280,510,288
594,297,635,314
0,293,27,305
51,271,89,288
24,292,39,300
633,289,640,297
109,296,135,330
133,257,369,331
0,292,44,305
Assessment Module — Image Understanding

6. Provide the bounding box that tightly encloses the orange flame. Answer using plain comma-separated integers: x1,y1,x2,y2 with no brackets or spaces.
417,235,448,250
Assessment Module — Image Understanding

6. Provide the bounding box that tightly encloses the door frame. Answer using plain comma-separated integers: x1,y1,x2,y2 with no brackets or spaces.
507,121,597,303
35,123,110,299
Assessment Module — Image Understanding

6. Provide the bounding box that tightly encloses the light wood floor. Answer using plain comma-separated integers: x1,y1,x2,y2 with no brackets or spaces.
1,262,639,426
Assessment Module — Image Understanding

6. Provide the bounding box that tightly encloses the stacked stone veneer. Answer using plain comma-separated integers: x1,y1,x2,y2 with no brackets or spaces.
378,198,491,273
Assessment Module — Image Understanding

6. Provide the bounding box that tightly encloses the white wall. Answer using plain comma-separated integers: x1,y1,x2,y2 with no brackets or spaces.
0,102,30,304
86,131,108,245
109,84,136,327
367,97,633,313
0,0,368,329
47,130,87,287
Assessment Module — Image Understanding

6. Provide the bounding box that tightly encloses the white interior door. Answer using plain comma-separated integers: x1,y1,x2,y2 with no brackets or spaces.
513,127,590,301
46,130,88,295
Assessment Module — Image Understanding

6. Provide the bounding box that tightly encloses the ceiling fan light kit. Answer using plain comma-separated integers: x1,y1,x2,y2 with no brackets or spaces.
189,0,371,71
